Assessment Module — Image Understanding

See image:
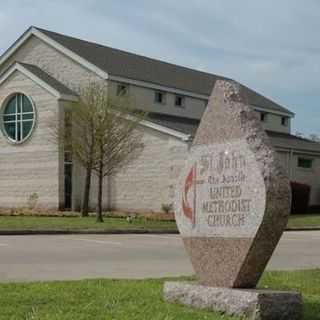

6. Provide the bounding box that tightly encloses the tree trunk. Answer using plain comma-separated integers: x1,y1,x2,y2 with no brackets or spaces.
82,128,95,218
96,158,104,223
81,166,91,217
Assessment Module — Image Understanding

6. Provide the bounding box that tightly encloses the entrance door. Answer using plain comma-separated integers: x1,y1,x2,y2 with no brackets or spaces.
64,162,72,210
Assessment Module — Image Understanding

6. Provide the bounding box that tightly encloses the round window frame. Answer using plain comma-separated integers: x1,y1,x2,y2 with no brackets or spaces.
0,92,37,145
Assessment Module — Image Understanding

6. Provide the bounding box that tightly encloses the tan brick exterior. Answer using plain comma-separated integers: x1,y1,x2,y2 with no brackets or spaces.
0,32,319,212
1,35,102,90
0,70,62,209
108,80,207,120
72,126,189,212
277,151,320,206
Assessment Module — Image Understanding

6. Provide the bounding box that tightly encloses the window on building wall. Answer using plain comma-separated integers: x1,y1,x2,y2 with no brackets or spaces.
116,83,128,96
64,111,72,161
281,116,289,126
175,95,185,108
2,93,35,143
154,91,166,104
297,157,313,169
260,112,267,122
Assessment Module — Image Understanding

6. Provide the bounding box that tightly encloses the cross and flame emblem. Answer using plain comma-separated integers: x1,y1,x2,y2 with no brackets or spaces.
182,164,196,228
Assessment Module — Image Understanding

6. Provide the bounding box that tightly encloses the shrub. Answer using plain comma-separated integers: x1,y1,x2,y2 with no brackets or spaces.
290,181,311,214
161,203,173,214
27,193,39,210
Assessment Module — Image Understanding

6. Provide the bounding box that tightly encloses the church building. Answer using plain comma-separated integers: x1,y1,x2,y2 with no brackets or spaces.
0,27,319,212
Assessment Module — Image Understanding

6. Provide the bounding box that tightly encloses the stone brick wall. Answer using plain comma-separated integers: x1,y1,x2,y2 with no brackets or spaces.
273,149,320,206
72,126,189,213
0,33,318,212
291,154,320,206
255,111,291,134
0,71,61,209
108,80,207,120
109,127,189,212
0,35,102,90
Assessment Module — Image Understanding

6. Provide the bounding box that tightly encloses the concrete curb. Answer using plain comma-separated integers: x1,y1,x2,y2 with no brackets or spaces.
285,227,320,232
0,229,180,235
0,227,319,236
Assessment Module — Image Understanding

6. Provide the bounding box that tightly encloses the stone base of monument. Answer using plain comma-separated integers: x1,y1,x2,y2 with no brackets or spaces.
163,282,303,320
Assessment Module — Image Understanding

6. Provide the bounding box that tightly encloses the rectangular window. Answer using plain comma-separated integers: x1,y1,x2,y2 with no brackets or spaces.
260,112,267,122
64,111,72,153
64,151,73,163
297,157,313,169
116,83,128,96
154,91,166,104
175,95,185,108
281,116,289,126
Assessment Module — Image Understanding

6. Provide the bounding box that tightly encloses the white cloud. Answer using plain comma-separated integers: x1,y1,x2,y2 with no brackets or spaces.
0,0,319,134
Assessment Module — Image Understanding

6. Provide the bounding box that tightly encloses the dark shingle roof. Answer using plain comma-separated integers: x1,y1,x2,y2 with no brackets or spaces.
35,27,293,115
146,113,320,153
20,62,77,96
266,130,320,153
146,113,199,136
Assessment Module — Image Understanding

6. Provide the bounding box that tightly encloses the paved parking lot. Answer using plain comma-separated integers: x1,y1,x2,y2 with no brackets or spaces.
0,231,319,282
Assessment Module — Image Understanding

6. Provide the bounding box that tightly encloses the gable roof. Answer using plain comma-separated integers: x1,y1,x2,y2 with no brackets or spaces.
37,27,294,116
0,62,78,101
0,26,293,116
146,113,199,136
20,63,77,97
146,112,320,153
266,130,320,153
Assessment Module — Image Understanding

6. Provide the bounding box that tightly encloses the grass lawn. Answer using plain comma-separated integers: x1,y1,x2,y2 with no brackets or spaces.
0,214,320,231
287,214,320,228
0,216,177,232
0,270,319,320
260,270,320,320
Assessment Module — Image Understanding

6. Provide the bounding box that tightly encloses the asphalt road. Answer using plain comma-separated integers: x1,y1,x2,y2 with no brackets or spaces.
0,231,319,282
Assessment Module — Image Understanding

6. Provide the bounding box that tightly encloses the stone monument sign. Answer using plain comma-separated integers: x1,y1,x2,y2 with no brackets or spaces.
175,80,290,288
164,80,302,319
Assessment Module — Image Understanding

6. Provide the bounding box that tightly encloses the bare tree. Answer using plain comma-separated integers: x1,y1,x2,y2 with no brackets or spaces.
88,82,146,222
295,131,304,138
49,85,100,216
295,132,320,143
67,84,102,217
50,81,145,221
309,134,320,142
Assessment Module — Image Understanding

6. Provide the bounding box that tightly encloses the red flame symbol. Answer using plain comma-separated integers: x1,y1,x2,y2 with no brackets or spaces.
182,165,195,224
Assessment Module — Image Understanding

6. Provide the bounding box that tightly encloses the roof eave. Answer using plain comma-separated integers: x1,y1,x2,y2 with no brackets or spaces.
253,105,295,118
0,62,78,101
140,119,191,142
0,26,295,117
0,27,109,80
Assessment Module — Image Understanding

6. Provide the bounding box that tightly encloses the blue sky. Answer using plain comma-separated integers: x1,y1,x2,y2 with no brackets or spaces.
0,0,319,135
